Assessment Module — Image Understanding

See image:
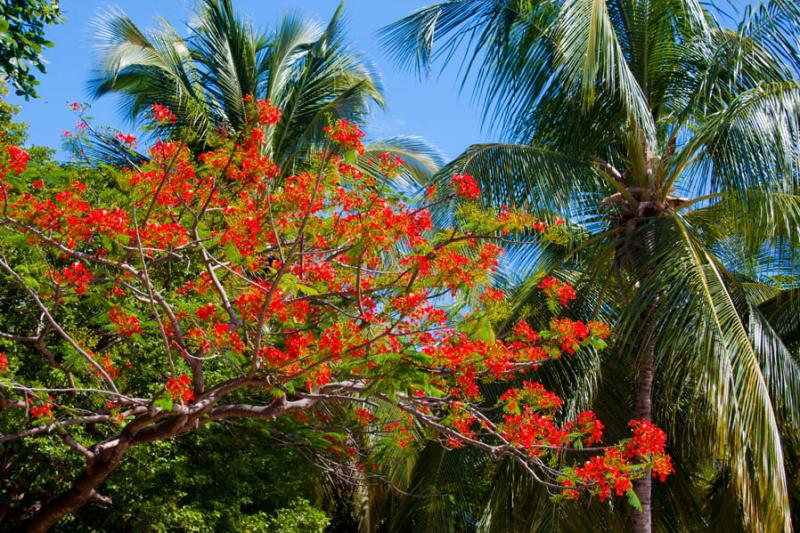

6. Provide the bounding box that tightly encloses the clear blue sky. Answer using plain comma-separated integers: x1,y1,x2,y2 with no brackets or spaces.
10,0,757,161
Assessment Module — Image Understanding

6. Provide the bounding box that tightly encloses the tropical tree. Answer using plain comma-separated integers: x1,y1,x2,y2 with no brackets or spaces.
0,0,63,99
0,100,671,530
89,0,439,183
383,1,800,531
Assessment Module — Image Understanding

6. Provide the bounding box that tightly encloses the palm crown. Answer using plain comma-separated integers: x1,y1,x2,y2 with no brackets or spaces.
90,0,385,174
383,1,800,531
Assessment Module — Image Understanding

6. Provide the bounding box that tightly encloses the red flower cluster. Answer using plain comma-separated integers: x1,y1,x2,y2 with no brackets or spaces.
447,408,478,448
573,450,633,501
114,133,137,146
7,145,29,174
549,317,590,354
211,321,246,354
512,320,539,343
242,95,282,126
108,307,142,338
166,374,194,403
0,352,7,373
626,420,674,481
378,152,404,176
565,411,604,445
256,98,281,126
588,320,612,340
356,408,374,426
538,276,576,307
480,287,505,303
151,103,177,125
324,119,365,154
195,303,217,321
57,262,92,295
29,397,54,418
451,173,480,200
500,381,563,413
95,354,121,380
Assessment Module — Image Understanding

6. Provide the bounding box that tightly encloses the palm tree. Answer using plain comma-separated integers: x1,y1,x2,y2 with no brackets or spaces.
89,0,441,183
382,1,800,531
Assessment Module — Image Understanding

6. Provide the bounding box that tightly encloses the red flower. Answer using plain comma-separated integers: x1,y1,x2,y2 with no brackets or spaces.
151,103,177,125
549,317,590,354
256,98,281,126
566,410,604,445
512,321,539,343
451,173,480,200
7,146,30,174
627,420,668,456
0,352,7,373
613,476,632,496
108,306,142,338
166,374,194,403
323,119,365,154
29,396,54,418
538,276,576,307
356,408,374,426
195,303,217,321
588,320,612,340
378,152,404,176
58,262,92,295
259,347,290,366
114,133,137,146
480,287,504,303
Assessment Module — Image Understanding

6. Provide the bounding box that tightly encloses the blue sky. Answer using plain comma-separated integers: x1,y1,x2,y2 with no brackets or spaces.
10,0,757,161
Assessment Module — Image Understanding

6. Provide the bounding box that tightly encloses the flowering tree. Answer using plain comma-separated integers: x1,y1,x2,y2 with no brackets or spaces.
0,101,671,531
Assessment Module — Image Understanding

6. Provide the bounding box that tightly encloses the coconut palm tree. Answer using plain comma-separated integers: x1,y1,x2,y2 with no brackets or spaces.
382,1,800,531
89,0,441,184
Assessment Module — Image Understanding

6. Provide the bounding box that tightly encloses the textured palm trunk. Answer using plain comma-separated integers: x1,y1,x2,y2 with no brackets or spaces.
631,343,655,533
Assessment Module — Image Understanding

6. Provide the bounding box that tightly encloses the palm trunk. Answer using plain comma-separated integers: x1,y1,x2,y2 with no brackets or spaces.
631,343,655,533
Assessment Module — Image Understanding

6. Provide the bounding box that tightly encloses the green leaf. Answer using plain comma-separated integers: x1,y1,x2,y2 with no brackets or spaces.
297,283,320,296
153,397,173,411
626,489,642,511
472,316,496,344
224,240,241,263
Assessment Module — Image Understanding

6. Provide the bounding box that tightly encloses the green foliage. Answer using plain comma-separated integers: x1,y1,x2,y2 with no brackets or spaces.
261,498,330,533
43,425,330,532
382,0,800,530
0,0,63,99
89,0,383,168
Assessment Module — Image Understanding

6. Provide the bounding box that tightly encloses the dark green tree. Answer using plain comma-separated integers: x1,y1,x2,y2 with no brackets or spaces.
0,0,63,99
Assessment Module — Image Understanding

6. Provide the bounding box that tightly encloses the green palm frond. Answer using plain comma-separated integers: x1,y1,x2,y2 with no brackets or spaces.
360,136,445,194
191,0,266,130
90,8,213,137
433,143,605,220
738,0,800,75
555,0,656,140
673,81,800,196
91,0,383,167
683,190,800,277
618,216,793,531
